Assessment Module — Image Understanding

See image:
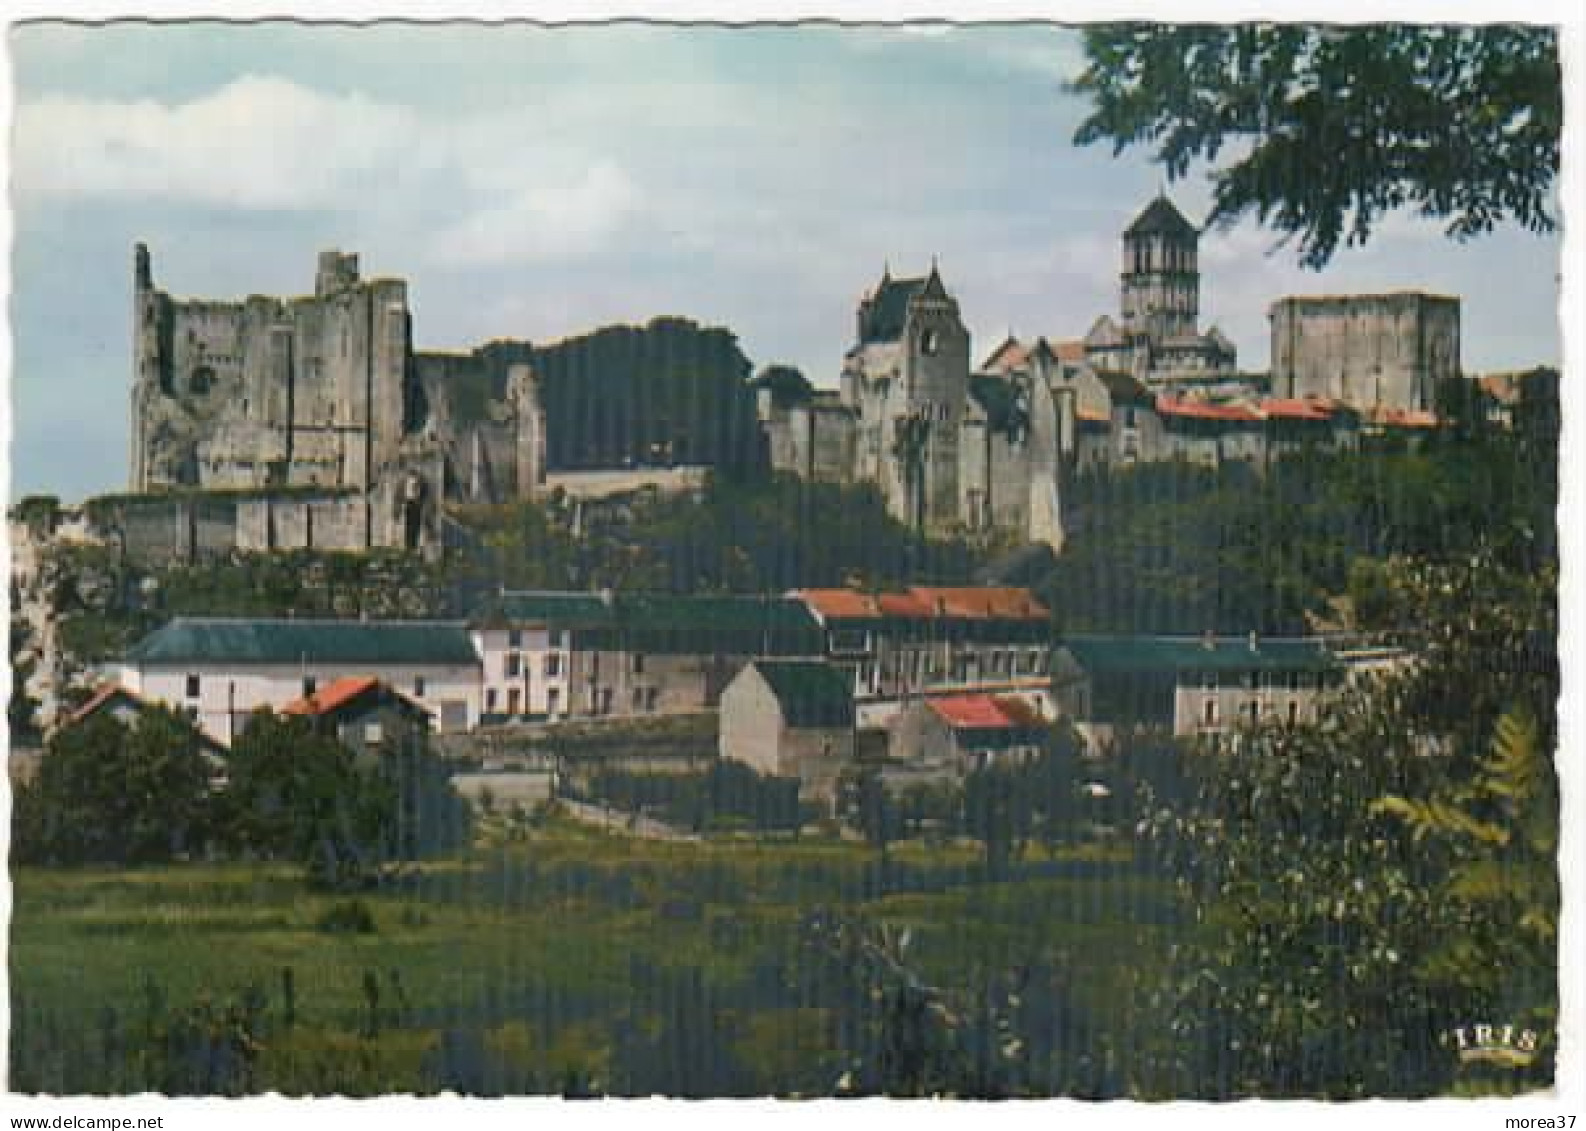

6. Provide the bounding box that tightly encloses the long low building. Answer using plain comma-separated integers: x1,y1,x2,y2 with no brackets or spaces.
112,617,482,744
1061,633,1349,738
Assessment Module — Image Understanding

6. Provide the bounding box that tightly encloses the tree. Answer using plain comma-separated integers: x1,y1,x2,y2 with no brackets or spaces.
1375,706,1558,1091
1141,550,1558,1096
1072,25,1561,267
13,706,217,865
222,711,387,887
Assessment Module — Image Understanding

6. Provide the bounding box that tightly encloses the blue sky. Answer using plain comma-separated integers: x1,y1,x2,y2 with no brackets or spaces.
7,21,1566,502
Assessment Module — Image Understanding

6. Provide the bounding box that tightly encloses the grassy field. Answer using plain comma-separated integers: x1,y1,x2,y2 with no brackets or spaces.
9,818,1185,1096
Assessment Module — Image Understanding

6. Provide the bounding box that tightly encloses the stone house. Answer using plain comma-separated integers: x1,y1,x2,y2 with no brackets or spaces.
794,585,1054,729
565,594,825,721
112,617,482,744
888,692,1051,773
279,675,433,756
718,659,855,806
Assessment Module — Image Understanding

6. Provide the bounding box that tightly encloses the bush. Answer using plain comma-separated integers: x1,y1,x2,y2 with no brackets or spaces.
315,899,377,935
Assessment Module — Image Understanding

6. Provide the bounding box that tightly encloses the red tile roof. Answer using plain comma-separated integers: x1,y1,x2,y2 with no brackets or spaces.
877,592,933,618
1369,407,1441,429
928,693,1046,731
68,683,148,726
1076,407,1111,425
797,586,1048,622
1261,398,1334,422
1156,396,1263,423
906,586,1049,620
280,675,429,719
796,588,886,619
980,338,1030,374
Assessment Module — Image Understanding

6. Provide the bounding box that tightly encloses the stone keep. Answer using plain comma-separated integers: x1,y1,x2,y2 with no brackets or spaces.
131,245,411,493
128,245,548,553
1269,293,1461,412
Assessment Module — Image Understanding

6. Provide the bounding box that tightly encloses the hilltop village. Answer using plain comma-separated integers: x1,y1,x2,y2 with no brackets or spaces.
9,195,1554,813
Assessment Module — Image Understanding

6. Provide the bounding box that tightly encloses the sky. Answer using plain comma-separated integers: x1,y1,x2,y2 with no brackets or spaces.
5,20,1568,502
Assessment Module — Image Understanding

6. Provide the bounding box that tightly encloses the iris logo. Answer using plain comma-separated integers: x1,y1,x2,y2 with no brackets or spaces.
1449,1023,1542,1066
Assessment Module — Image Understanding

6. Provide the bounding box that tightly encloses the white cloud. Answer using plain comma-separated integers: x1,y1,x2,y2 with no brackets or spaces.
427,160,643,267
13,75,417,210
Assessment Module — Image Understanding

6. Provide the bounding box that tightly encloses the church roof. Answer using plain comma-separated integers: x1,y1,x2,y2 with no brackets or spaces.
860,274,927,344
1125,195,1199,241
968,374,1026,433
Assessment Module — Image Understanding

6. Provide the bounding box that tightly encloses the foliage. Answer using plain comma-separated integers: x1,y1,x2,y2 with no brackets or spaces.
1374,706,1558,1087
582,760,804,834
1138,549,1558,1096
1072,25,1561,267
11,832,1177,1095
12,707,217,866
220,711,469,887
1047,429,1555,634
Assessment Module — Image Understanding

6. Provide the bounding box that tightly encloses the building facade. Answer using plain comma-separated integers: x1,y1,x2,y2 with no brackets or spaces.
114,617,482,744
795,585,1054,729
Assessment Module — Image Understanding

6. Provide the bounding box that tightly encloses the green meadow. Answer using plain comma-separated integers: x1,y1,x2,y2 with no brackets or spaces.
9,817,1184,1096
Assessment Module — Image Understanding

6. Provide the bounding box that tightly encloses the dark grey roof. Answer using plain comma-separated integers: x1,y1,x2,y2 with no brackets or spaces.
1094,369,1155,406
860,275,926,344
752,660,854,728
126,617,479,667
1125,196,1199,241
968,374,1027,433
1064,634,1340,675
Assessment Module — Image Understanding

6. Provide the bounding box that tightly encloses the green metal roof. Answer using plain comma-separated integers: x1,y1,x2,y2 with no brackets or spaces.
615,594,821,635
1063,634,1340,675
751,660,854,728
487,591,617,628
126,617,479,667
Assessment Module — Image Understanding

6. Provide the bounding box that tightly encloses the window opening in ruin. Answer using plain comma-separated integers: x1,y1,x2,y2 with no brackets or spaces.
190,366,215,395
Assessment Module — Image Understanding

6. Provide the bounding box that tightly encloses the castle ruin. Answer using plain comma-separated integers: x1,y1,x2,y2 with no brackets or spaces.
129,244,546,554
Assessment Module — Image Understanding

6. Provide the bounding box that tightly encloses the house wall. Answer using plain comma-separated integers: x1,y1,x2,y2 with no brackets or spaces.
123,660,480,745
718,669,785,777
472,626,569,720
1170,669,1336,737
568,647,745,720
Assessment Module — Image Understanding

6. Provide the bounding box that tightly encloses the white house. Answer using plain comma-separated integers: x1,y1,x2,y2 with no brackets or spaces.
114,617,483,745
469,591,614,723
